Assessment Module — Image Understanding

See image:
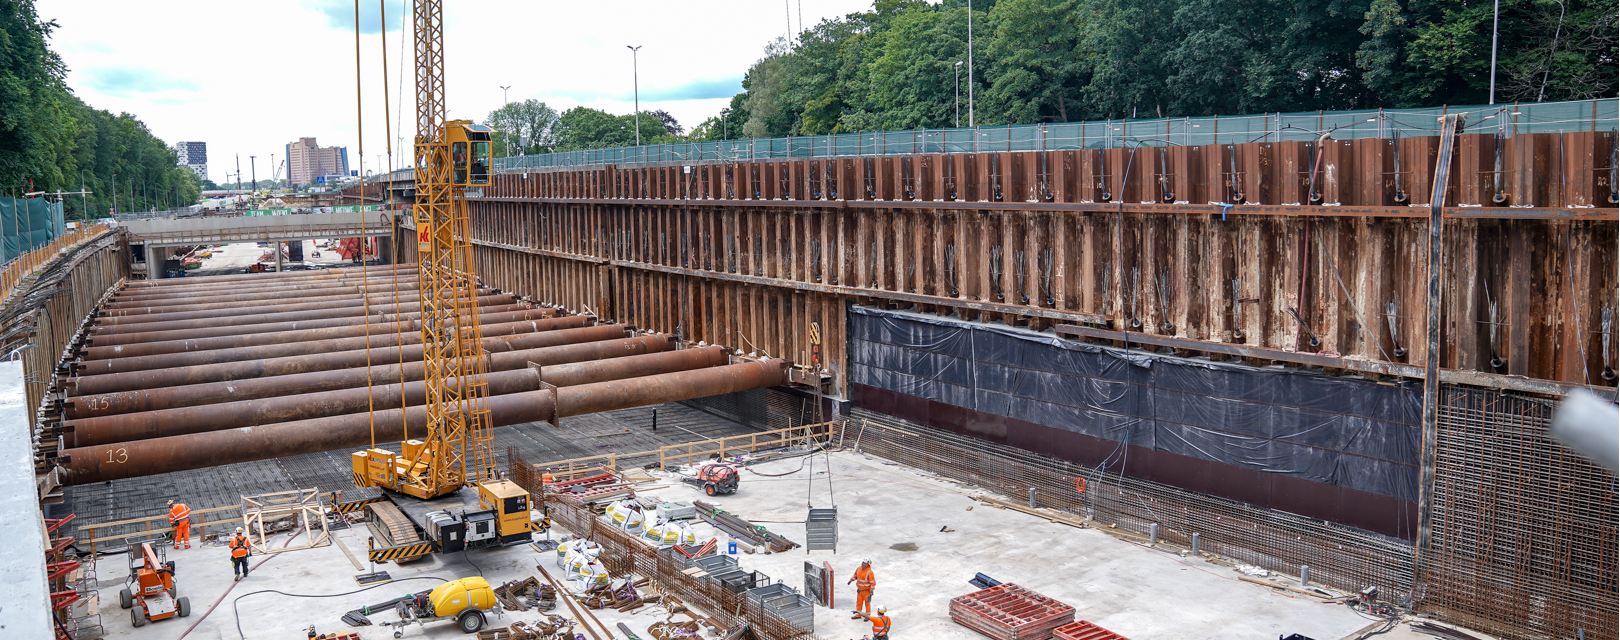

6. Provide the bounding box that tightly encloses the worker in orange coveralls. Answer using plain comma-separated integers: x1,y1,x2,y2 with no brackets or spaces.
856,607,892,640
167,499,192,549
849,559,876,618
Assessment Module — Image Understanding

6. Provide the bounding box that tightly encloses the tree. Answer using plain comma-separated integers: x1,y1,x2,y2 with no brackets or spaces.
552,107,670,151
0,1,201,218
484,99,560,156
690,94,749,141
706,0,1611,135
648,110,683,137
982,0,1089,123
1494,0,1617,102
860,2,969,129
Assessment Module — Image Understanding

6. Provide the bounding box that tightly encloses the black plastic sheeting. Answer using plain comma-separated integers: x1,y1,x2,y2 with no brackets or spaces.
849,306,1423,502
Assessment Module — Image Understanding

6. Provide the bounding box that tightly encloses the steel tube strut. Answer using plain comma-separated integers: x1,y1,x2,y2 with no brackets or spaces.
65,347,730,446
99,287,496,318
121,264,416,289
111,270,422,300
65,325,631,396
85,303,543,347
79,309,564,360
73,316,583,375
89,294,522,334
66,335,676,419
59,359,789,484
102,281,424,310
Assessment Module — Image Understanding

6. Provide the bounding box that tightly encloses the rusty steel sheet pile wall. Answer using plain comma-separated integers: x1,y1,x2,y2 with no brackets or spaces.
463,126,1619,640
465,129,1617,400
4,229,128,491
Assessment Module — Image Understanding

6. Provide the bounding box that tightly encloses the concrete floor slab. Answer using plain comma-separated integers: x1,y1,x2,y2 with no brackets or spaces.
96,447,1397,640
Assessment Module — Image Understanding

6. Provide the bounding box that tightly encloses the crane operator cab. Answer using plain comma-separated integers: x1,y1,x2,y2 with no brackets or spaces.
446,121,493,187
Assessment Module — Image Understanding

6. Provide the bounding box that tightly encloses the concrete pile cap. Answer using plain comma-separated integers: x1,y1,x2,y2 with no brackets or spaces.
949,583,1076,640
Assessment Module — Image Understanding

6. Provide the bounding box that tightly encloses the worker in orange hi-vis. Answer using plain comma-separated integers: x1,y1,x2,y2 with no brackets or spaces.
167,499,192,549
541,469,556,493
849,559,876,618
229,527,252,581
856,607,892,640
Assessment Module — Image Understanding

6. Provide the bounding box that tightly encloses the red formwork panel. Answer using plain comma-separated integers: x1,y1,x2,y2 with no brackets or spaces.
1053,620,1131,640
949,583,1076,640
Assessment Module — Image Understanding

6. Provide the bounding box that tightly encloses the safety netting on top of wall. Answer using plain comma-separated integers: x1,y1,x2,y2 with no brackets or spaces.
494,98,1617,170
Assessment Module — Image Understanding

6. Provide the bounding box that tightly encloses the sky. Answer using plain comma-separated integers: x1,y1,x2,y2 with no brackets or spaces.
37,0,875,184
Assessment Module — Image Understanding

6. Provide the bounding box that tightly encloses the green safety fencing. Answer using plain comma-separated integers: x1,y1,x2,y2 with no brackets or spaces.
493,98,1617,171
0,197,67,263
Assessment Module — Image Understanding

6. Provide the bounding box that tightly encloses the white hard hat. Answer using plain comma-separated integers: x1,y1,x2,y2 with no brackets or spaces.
167,499,175,505
862,559,871,564
236,527,244,532
878,607,887,614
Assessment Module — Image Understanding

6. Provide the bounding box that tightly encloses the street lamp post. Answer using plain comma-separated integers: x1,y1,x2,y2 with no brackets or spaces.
955,61,963,127
627,45,643,145
1488,0,1500,104
250,156,257,193
499,85,512,155
967,0,974,127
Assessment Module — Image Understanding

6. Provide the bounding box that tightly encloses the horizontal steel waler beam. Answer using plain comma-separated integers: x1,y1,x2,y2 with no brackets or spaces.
110,268,421,301
89,293,521,334
471,238,1114,326
470,195,1620,221
74,315,588,375
101,281,425,311
98,284,470,317
64,334,677,420
65,324,631,396
121,263,415,289
78,308,562,360
108,277,422,306
63,347,731,447
95,288,499,322
85,303,545,347
58,358,790,484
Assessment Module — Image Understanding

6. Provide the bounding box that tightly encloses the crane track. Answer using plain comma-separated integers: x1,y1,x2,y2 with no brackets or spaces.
366,501,429,563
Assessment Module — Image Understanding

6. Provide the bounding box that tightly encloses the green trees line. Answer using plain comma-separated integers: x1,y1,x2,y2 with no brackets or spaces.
488,0,1613,154
1,1,200,219
730,0,1614,138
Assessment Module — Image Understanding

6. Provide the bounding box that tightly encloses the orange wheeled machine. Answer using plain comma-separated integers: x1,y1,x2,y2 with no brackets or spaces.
117,542,191,627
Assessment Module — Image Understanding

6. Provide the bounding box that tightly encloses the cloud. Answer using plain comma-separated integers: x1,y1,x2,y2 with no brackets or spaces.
640,77,744,102
309,0,402,34
548,76,744,105
84,67,198,96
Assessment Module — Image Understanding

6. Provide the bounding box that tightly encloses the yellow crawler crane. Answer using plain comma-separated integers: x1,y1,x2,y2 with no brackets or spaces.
349,0,534,564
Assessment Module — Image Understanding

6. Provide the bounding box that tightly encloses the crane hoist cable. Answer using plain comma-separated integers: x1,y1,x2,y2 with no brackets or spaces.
381,0,410,442
353,0,379,447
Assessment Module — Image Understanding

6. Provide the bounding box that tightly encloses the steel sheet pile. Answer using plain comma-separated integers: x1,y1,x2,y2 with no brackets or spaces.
949,583,1075,640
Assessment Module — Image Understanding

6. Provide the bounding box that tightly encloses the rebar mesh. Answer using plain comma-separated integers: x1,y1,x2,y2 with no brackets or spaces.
1424,388,1618,640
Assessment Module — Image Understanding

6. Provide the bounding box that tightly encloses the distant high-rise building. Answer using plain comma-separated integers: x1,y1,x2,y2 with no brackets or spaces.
173,141,207,181
285,137,351,187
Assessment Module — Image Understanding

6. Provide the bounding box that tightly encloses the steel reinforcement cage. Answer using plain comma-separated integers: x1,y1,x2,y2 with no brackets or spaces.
1427,387,1618,640
494,98,1617,170
509,447,817,640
